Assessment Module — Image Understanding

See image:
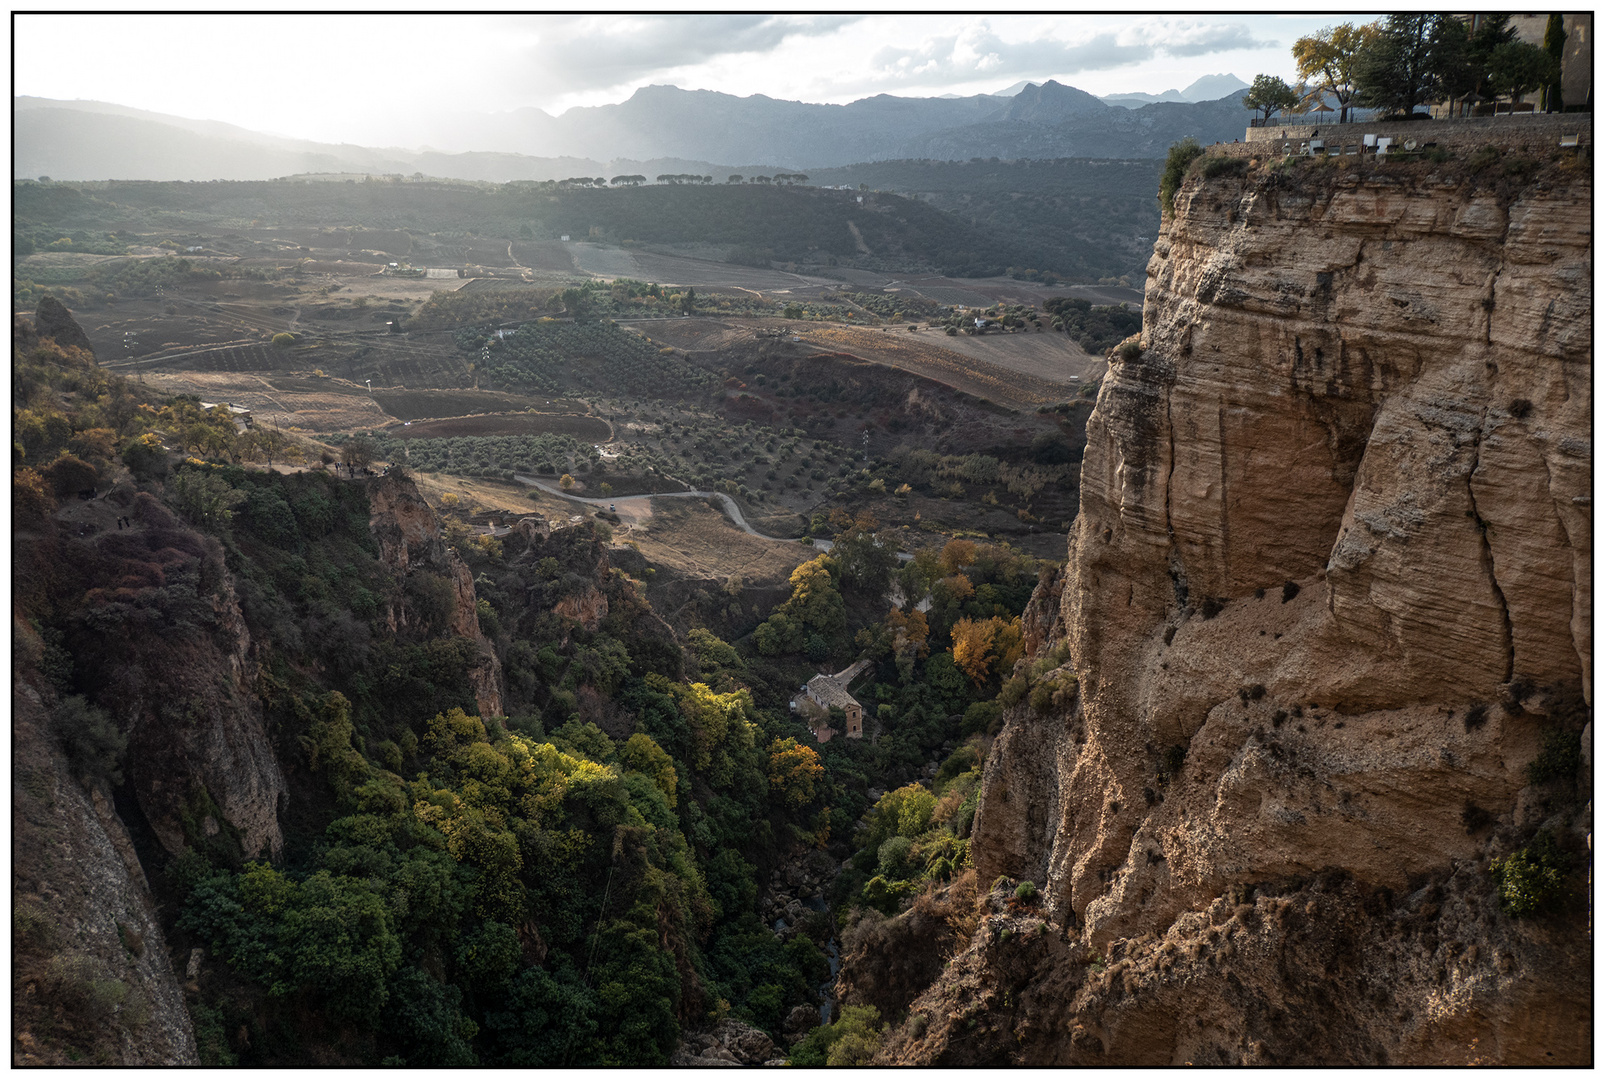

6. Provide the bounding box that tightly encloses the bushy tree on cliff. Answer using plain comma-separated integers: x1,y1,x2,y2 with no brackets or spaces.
1158,138,1205,218
1292,23,1376,122
1244,74,1301,123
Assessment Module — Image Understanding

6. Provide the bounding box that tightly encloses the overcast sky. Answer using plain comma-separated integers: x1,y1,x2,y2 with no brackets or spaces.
15,13,1377,148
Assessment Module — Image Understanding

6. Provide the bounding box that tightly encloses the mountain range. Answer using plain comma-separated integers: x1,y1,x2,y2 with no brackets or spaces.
1099,72,1249,108
15,79,1254,183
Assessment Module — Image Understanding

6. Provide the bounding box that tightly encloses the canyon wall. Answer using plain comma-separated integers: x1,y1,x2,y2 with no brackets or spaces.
368,473,504,718
900,154,1591,1064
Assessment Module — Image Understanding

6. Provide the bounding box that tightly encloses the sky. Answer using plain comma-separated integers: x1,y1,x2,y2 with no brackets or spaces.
14,12,1378,149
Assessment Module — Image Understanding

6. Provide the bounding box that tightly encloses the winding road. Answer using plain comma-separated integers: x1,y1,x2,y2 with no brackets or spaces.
514,474,835,551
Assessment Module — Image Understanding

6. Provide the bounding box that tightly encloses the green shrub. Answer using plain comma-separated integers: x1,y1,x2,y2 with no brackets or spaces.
1159,138,1206,216
53,695,126,785
877,836,915,880
1014,880,1038,903
789,1005,883,1067
1200,155,1250,180
1527,726,1582,784
1491,830,1573,916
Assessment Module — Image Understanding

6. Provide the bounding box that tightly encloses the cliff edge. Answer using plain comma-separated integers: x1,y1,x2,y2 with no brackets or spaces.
887,152,1591,1065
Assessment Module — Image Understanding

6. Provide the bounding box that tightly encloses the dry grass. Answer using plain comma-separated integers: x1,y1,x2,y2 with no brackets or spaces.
913,328,1105,385
791,326,1067,410
632,497,812,586
131,372,391,433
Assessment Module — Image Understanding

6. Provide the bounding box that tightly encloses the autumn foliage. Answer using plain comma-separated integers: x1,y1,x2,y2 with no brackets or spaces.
950,615,1025,686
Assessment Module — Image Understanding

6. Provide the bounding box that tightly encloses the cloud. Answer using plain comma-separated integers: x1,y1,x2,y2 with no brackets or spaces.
867,18,1265,89
871,27,1153,85
518,15,860,95
1137,19,1272,57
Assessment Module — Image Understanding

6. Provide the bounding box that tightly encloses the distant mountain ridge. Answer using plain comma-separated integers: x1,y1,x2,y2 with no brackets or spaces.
16,81,1254,182
1100,73,1249,109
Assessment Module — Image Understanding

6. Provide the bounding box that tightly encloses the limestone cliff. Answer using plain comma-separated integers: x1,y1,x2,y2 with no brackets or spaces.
885,155,1591,1064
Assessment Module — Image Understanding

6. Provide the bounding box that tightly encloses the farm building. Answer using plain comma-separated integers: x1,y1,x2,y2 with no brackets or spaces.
791,659,871,743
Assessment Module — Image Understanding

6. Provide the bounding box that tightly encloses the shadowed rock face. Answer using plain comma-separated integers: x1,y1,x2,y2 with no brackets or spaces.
13,675,198,1065
367,474,503,718
942,161,1592,1065
35,295,97,358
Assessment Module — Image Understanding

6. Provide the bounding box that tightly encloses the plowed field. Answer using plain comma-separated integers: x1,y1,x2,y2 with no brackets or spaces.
789,325,1071,410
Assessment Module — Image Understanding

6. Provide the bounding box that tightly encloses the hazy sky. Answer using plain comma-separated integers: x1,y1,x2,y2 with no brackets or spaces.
16,13,1373,148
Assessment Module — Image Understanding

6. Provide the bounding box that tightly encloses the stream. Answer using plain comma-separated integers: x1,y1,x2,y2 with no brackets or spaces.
805,894,840,1025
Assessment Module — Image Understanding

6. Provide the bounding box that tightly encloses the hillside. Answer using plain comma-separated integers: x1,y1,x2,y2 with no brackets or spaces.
15,85,1251,180
804,158,1163,283
12,296,1067,1065
13,176,1118,282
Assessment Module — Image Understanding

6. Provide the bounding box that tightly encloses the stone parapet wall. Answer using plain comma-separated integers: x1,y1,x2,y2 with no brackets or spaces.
1222,114,1590,157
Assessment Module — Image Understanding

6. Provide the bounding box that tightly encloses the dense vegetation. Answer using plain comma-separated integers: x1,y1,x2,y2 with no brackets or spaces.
14,296,1060,1066
1042,296,1144,354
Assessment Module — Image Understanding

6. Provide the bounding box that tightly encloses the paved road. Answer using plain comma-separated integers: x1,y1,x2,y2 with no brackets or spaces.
514,474,835,550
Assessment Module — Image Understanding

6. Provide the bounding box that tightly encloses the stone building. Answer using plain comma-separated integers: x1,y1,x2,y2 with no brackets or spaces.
791,659,870,742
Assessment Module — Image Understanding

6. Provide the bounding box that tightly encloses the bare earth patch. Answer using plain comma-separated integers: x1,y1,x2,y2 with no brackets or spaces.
632,497,813,586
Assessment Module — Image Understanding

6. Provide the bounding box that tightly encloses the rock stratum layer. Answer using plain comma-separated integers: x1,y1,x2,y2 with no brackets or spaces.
885,159,1591,1064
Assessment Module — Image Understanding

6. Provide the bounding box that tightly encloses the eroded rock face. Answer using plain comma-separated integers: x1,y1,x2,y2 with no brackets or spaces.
955,161,1592,1064
34,295,97,359
81,495,286,860
13,675,198,1064
367,474,503,717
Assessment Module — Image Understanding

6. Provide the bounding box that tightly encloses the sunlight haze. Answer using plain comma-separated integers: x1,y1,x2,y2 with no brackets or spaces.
16,12,1366,148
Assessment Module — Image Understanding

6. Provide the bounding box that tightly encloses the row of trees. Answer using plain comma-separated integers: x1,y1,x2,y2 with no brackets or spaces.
1246,14,1566,123
572,174,816,188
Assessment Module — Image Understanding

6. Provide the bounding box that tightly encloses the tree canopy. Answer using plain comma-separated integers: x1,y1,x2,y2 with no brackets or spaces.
1243,74,1301,122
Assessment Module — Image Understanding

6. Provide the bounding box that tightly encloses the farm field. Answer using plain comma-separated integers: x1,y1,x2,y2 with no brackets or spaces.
619,318,755,352
905,325,1106,384
627,249,830,292
18,177,1122,556
509,239,579,274
786,324,1071,411
127,371,394,431
387,413,610,441
370,388,578,420
954,278,1144,308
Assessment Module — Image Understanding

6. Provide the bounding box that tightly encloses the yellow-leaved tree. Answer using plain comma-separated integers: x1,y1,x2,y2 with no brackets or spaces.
950,615,1025,686
767,737,824,808
1292,22,1377,124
